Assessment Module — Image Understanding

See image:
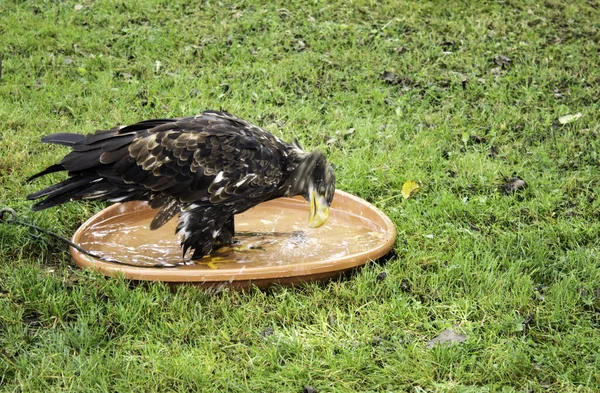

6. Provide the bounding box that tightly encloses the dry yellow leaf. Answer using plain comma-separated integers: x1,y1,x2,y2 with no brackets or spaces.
402,180,421,199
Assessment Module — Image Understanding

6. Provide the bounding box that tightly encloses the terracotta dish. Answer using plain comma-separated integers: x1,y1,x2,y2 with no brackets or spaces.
70,190,396,289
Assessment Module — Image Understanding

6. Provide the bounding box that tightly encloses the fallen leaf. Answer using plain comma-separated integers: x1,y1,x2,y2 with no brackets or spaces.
558,112,582,125
74,4,83,11
427,329,467,348
402,180,421,199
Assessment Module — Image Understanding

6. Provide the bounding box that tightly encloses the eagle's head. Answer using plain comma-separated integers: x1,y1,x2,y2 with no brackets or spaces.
287,147,336,228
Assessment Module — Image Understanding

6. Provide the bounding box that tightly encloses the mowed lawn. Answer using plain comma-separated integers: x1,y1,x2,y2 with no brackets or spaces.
1,0,600,391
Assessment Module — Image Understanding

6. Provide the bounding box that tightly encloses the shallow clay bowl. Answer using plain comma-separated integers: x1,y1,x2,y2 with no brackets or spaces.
71,190,396,289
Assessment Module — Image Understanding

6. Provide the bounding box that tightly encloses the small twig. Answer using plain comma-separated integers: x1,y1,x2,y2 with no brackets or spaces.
1,207,179,268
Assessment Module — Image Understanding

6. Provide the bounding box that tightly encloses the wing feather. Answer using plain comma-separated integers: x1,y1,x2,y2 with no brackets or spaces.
29,110,292,216
118,114,289,206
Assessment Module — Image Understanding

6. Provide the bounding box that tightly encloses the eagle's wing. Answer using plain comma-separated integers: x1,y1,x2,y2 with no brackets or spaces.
110,112,289,205
28,111,292,230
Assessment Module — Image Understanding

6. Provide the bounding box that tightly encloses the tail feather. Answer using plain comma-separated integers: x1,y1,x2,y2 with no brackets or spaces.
27,174,100,210
27,121,172,212
27,174,96,199
41,133,85,146
60,149,103,172
26,164,66,182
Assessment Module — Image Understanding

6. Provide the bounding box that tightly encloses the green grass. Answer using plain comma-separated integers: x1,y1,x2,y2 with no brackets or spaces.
1,0,600,391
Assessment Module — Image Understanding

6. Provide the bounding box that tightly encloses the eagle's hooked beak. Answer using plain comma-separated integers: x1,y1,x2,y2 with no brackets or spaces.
308,188,330,228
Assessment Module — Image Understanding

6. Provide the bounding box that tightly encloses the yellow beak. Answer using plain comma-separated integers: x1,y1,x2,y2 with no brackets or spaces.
308,189,330,228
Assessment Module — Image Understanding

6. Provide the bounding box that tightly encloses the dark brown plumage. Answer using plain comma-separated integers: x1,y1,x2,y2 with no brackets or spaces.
27,110,336,259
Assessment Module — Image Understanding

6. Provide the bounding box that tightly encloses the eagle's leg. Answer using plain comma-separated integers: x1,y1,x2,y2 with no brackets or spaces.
213,216,235,248
178,207,267,261
178,205,234,260
212,215,267,253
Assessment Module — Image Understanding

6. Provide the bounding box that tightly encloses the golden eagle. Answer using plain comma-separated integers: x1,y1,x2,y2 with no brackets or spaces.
27,110,336,259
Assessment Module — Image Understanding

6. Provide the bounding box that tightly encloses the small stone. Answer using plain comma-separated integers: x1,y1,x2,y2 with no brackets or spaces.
376,272,387,281
500,177,528,195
